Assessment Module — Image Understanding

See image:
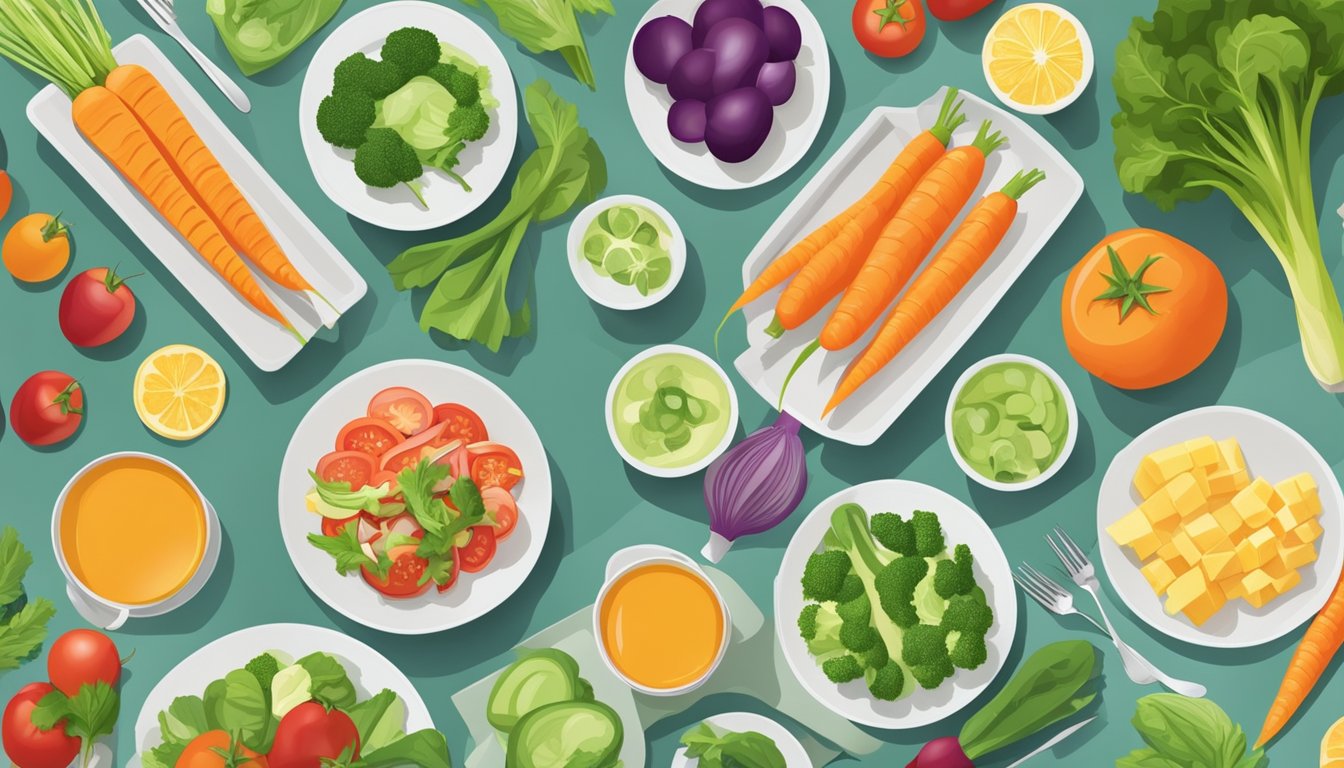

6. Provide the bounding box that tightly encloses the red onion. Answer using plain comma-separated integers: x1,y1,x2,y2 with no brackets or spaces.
701,411,806,562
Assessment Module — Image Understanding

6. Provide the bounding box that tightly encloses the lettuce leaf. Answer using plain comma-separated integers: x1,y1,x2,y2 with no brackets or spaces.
207,0,344,75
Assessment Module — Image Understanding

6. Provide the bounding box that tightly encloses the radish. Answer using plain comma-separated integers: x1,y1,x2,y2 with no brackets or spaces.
907,737,974,767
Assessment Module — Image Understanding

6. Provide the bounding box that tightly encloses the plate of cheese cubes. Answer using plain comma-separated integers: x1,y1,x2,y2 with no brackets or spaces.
1098,405,1344,647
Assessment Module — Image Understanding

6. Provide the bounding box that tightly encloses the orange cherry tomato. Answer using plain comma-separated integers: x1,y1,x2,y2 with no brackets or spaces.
3,213,70,283
176,730,268,767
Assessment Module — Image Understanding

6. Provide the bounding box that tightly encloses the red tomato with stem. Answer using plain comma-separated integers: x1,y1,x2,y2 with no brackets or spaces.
853,0,925,58
482,486,518,539
267,702,360,768
927,0,995,20
2,683,81,768
9,371,83,446
47,629,121,697
367,387,433,436
316,451,377,488
469,443,523,490
460,527,497,573
58,267,138,347
361,544,431,598
432,403,489,444
335,417,403,457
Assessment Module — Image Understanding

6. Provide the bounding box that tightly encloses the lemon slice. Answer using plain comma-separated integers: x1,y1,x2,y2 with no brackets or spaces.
133,344,227,440
1324,716,1344,768
982,3,1093,115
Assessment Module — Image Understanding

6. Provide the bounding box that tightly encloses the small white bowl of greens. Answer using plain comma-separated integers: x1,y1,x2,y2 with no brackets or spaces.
605,345,738,478
945,354,1078,492
568,195,686,310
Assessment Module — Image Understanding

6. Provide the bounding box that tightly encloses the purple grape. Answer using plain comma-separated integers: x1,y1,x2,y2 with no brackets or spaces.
756,60,795,105
703,17,769,95
668,48,717,102
762,6,802,62
633,15,693,84
705,87,774,163
691,0,764,47
668,99,708,143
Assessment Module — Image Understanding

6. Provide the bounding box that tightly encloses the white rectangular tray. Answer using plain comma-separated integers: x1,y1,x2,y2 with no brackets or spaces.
27,35,366,371
733,88,1084,446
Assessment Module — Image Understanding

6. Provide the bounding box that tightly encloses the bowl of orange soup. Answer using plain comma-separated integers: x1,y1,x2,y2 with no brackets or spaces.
51,452,219,630
594,545,729,696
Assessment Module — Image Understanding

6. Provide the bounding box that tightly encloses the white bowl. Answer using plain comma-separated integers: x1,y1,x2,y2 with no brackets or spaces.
945,353,1079,492
981,3,1094,116
567,195,686,310
604,344,739,478
671,712,812,767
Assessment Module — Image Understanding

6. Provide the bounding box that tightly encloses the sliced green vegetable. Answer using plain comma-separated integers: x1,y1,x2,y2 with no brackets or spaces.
505,700,624,768
462,0,612,89
951,362,1069,484
206,0,343,75
487,649,585,733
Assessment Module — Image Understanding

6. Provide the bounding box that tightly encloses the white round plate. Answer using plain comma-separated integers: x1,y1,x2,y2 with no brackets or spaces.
567,195,687,310
671,712,812,767
775,480,1017,729
624,0,830,190
299,1,518,230
278,359,552,634
1097,406,1344,648
132,623,433,766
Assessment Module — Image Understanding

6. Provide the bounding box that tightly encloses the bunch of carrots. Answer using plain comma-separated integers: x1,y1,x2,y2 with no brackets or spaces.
718,88,1044,417
0,0,324,342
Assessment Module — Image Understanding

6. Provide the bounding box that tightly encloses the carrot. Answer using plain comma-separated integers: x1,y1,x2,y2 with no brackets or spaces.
1255,569,1344,747
821,170,1045,415
712,88,966,353
71,85,302,341
104,65,329,306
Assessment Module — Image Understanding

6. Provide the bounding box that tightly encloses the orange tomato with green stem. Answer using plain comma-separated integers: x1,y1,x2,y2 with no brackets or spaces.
1061,229,1226,390
4,213,70,282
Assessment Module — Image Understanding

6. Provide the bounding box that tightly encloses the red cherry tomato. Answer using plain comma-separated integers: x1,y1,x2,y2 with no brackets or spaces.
853,0,926,58
927,0,996,20
361,544,431,598
316,450,377,488
335,417,404,458
469,442,523,490
267,702,359,768
367,387,433,436
47,629,121,697
482,486,518,539
459,527,497,573
432,403,489,444
58,267,137,347
9,371,83,446
2,682,81,768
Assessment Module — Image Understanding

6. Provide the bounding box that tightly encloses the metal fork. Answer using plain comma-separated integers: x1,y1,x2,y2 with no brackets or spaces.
136,0,251,112
1043,528,1206,697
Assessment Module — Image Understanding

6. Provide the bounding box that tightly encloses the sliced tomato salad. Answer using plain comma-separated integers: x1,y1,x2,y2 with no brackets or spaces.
306,386,524,600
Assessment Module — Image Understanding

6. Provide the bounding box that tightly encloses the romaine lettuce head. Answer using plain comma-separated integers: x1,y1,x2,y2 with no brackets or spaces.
377,75,458,152
207,0,344,76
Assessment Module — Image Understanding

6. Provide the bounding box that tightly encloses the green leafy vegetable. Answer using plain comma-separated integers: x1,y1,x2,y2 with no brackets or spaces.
0,527,53,672
32,681,120,766
308,521,381,576
0,526,33,606
1117,694,1267,768
461,0,612,89
680,722,787,768
1112,0,1344,387
387,80,607,350
357,729,453,768
347,688,408,752
270,662,314,718
206,0,343,75
299,651,358,710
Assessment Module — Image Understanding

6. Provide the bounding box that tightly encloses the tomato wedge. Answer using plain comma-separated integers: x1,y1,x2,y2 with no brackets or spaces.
368,387,434,436
482,486,518,539
321,512,373,538
316,451,377,488
336,417,403,457
469,442,523,490
379,422,448,474
361,544,430,598
459,527,497,573
433,403,489,444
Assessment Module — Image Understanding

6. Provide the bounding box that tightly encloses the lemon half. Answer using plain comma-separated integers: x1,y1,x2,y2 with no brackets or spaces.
133,344,227,440
1323,716,1344,768
982,3,1094,115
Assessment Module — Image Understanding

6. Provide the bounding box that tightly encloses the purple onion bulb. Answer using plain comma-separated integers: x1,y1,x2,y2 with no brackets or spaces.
702,411,806,562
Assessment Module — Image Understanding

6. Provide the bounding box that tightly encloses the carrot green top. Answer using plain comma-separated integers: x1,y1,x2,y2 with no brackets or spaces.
0,0,117,99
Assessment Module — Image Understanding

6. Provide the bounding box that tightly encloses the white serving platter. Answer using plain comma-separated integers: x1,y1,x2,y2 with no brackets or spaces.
27,35,366,372
733,87,1083,445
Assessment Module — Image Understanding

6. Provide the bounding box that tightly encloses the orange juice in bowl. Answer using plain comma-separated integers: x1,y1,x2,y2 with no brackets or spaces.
595,545,729,695
52,452,219,629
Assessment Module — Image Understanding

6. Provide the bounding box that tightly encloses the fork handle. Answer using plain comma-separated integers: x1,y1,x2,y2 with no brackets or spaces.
167,26,251,113
1081,584,1207,697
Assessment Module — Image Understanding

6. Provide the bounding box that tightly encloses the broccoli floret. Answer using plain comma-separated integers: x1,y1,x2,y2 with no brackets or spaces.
836,593,871,626
867,662,905,701
822,655,864,683
800,602,844,657
870,512,916,555
858,638,889,670
911,654,954,690
802,550,852,601
798,603,821,641
912,510,945,557
839,621,879,653
380,26,441,77
934,544,976,598
447,102,491,144
942,587,994,635
316,89,375,149
333,53,405,98
836,574,864,603
950,631,988,670
874,555,928,627
354,128,426,206
244,653,280,690
902,624,954,690
427,62,481,106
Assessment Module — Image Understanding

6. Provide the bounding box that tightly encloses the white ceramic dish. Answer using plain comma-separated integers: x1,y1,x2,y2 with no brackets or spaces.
604,345,739,478
982,3,1095,116
277,359,551,634
671,712,812,767
593,545,729,696
298,1,518,230
131,623,434,766
733,88,1084,445
1097,406,1344,648
945,354,1079,492
624,0,830,190
567,195,687,310
27,35,367,372
775,480,1017,729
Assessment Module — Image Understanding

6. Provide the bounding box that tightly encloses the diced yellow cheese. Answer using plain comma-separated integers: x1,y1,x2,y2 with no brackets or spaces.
1217,438,1247,474
1156,542,1192,575
1281,542,1319,570
1212,504,1247,540
1236,528,1278,571
1172,530,1203,569
1145,444,1195,482
1230,479,1277,528
1262,556,1291,581
1185,436,1222,470
1273,568,1303,597
1208,467,1250,497
1242,569,1277,608
1142,559,1179,595
1221,572,1246,600
1185,513,1224,551
1139,492,1180,531
1107,510,1162,559
1275,477,1304,508
1287,518,1324,546
1134,463,1165,500
1291,472,1318,496
1182,589,1227,626
1201,549,1241,582
1165,569,1226,625
1167,473,1209,519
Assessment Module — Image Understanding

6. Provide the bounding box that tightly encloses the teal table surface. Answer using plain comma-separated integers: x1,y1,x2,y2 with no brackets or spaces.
3,0,1344,765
